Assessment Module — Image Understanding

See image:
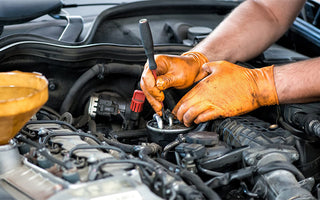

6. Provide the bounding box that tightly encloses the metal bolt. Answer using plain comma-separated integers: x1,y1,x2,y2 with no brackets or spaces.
291,153,299,161
48,81,56,91
269,124,278,130
97,74,104,79
87,155,98,164
247,157,255,165
255,154,262,160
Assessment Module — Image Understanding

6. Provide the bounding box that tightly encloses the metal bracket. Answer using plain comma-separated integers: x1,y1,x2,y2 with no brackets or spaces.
50,13,83,42
58,15,83,42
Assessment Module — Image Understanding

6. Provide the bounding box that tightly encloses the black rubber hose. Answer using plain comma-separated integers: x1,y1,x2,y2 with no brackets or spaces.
179,169,221,200
193,122,209,132
155,157,180,173
162,140,180,159
60,64,104,114
104,63,143,76
101,137,140,153
39,150,73,169
92,131,140,153
139,145,183,182
17,135,44,149
60,63,143,114
16,135,73,169
20,129,36,138
140,145,211,200
139,143,163,168
257,161,305,181
41,106,61,118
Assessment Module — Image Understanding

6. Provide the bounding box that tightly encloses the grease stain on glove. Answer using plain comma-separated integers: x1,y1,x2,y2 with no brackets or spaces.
172,61,279,127
140,52,208,116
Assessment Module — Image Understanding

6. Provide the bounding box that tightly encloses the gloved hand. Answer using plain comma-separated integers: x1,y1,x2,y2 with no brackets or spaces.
172,61,279,127
140,52,208,116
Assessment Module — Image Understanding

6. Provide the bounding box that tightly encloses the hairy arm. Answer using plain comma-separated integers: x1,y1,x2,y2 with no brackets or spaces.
191,0,306,62
193,0,320,104
275,58,320,104
169,0,320,125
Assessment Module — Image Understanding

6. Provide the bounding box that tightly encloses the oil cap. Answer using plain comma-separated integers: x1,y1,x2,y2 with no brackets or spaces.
187,26,212,40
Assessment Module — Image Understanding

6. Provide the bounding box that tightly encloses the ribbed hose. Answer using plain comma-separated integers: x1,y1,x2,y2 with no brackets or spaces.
310,120,320,137
60,63,143,114
60,64,103,114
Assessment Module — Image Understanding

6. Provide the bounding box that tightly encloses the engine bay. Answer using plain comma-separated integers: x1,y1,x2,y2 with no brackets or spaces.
1,1,320,199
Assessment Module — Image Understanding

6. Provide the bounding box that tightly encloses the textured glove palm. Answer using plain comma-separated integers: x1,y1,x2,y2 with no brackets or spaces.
173,61,279,127
140,52,208,116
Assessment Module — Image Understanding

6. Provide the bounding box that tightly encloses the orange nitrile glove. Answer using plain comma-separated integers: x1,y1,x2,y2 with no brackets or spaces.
140,52,208,116
172,61,279,127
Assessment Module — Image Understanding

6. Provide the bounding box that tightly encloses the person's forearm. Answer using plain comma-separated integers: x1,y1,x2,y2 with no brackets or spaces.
191,0,305,63
274,58,320,104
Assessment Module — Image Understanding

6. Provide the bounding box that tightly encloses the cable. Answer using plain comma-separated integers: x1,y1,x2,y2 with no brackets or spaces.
118,111,128,130
162,140,181,159
68,144,126,159
40,106,61,118
193,122,209,132
16,135,72,169
197,165,224,177
161,134,185,159
20,129,36,138
88,119,97,133
94,132,140,153
155,158,180,173
38,110,58,120
179,169,221,200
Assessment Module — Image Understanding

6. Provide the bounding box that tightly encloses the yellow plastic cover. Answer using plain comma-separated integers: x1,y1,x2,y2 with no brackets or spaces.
0,71,48,145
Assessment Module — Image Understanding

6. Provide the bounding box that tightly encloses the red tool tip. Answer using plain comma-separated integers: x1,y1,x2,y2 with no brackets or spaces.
151,70,157,79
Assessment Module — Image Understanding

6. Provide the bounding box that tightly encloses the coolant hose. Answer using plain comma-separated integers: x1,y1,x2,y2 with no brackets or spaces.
60,64,102,114
156,156,222,200
179,169,221,200
139,143,163,167
101,136,140,153
60,63,143,114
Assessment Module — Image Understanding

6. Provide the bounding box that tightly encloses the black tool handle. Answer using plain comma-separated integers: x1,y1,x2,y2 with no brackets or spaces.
139,19,157,71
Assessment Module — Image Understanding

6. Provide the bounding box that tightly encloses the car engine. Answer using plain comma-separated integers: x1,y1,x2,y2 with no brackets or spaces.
1,0,320,199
